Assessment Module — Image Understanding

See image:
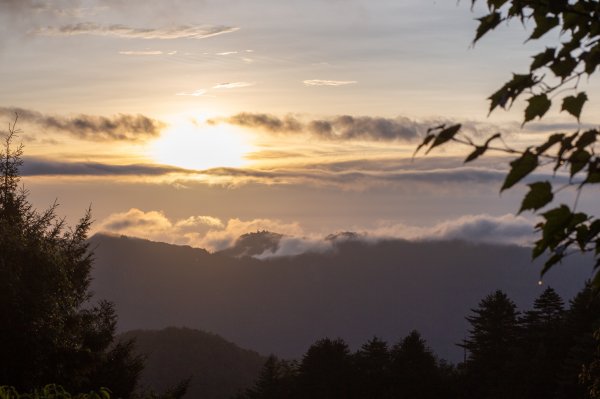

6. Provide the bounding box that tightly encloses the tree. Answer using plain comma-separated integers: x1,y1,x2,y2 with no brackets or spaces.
297,338,353,399
0,118,143,396
389,331,442,399
519,287,568,398
461,290,520,398
238,355,297,399
415,0,600,287
353,337,391,399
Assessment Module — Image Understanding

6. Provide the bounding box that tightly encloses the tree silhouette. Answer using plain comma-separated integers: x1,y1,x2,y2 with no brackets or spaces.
389,331,442,399
353,337,391,399
0,118,143,396
297,338,352,399
239,355,297,399
519,287,567,398
461,290,520,398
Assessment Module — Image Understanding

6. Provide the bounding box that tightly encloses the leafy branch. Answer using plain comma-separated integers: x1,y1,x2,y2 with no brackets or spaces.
416,0,600,286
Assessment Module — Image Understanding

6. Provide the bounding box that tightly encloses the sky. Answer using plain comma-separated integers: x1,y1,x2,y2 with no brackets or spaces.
1,0,599,251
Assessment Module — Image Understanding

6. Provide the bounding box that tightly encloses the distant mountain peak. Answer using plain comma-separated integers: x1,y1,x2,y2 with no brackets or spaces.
218,230,284,258
325,231,362,242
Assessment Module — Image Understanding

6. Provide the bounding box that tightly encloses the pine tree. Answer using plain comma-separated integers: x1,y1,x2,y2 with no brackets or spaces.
389,330,441,399
519,287,567,399
461,290,520,399
241,355,297,399
556,283,600,399
353,337,391,399
0,118,143,396
297,338,352,399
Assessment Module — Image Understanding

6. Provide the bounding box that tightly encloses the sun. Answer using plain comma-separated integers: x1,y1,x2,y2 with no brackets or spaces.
149,122,253,171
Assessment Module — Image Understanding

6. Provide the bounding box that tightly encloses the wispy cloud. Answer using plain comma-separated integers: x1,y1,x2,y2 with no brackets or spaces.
212,82,255,89
303,79,357,86
216,51,238,56
35,22,239,40
118,50,163,55
175,89,207,97
0,107,165,141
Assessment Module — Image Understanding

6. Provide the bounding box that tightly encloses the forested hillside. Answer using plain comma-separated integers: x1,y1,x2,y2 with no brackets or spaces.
118,328,264,399
90,233,590,362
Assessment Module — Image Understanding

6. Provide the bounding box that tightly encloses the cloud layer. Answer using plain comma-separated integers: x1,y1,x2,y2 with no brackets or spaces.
35,23,239,40
20,157,194,176
211,112,510,144
0,107,165,141
96,209,303,251
96,209,535,255
214,113,424,142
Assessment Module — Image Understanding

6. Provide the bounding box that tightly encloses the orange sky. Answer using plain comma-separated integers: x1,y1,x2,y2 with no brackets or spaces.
1,0,599,249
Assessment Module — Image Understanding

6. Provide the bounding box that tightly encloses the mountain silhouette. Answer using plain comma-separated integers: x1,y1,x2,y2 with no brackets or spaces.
119,327,264,399
90,233,591,362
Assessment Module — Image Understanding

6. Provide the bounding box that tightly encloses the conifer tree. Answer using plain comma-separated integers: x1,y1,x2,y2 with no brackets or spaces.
0,119,143,396
519,287,567,398
353,337,391,399
461,290,520,399
389,330,441,399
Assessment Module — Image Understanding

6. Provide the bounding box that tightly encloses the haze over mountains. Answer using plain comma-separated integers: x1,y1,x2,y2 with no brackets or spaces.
91,232,591,362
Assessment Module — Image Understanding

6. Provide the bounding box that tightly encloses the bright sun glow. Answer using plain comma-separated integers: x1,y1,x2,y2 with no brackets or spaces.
149,122,253,170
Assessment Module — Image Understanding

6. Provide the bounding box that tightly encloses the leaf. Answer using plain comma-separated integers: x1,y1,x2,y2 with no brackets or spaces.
536,133,564,155
541,205,572,242
524,94,551,123
473,12,502,44
569,149,591,177
465,146,486,163
488,74,535,113
425,124,461,154
529,15,559,40
464,133,501,163
550,55,578,79
585,159,600,184
530,47,556,70
413,134,435,157
561,92,588,121
541,251,565,275
575,129,597,149
501,151,538,191
519,181,553,214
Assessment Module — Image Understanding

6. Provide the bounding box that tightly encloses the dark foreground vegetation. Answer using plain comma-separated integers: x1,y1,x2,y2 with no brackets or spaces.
238,286,600,399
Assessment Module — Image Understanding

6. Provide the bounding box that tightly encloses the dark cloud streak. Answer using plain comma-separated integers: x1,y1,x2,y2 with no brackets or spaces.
0,107,165,142
21,157,194,176
211,113,503,143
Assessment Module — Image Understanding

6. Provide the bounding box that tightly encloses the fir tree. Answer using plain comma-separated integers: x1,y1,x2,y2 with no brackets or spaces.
0,118,143,396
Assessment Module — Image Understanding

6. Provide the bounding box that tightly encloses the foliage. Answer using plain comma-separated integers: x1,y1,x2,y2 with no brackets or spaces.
0,384,110,399
0,119,143,396
415,0,600,286
235,286,600,399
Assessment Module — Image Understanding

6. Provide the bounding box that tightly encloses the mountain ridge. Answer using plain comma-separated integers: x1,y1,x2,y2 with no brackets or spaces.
90,233,591,362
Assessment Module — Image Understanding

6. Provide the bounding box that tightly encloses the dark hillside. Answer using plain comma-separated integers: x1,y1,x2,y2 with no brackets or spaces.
119,327,265,399
91,233,591,361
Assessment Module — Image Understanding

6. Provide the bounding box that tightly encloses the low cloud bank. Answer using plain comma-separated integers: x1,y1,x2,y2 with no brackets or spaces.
96,209,535,255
